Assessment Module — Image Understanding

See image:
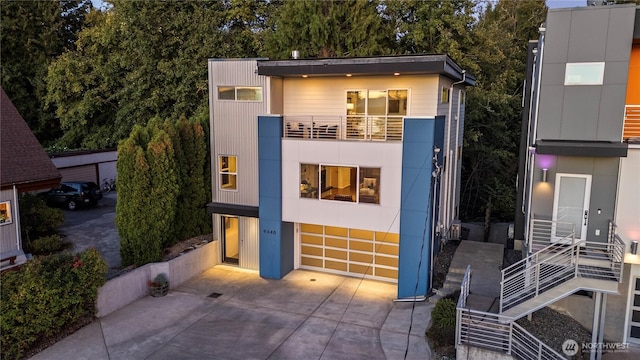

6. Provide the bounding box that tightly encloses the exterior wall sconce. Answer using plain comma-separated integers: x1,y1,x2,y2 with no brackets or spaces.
542,168,548,182
632,241,638,255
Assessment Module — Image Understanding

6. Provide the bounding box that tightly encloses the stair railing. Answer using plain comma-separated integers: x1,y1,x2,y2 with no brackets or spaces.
457,266,564,359
500,239,580,313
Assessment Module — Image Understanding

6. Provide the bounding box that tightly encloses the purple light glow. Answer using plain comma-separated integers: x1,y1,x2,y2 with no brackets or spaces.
537,155,555,170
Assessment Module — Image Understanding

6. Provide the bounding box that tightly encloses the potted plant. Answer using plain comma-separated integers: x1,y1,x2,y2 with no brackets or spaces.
148,273,169,297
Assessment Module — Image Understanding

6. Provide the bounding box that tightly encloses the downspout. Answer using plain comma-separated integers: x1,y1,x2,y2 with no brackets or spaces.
525,27,545,241
13,185,21,250
452,89,463,223
444,71,466,239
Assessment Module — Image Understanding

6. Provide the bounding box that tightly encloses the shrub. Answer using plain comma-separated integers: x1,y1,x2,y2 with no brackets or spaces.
0,249,107,360
31,234,65,255
426,297,458,349
19,193,64,249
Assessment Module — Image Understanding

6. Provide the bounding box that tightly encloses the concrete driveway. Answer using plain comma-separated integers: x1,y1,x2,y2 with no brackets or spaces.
58,192,121,272
29,266,434,360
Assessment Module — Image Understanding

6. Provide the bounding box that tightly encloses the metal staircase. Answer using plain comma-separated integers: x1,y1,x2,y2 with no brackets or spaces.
456,219,624,359
500,220,624,319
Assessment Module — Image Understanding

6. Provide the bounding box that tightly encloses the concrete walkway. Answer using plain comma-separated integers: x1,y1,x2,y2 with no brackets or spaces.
29,266,433,360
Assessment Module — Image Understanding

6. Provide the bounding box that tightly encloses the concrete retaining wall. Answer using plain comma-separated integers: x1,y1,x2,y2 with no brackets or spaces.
456,345,514,360
96,240,219,317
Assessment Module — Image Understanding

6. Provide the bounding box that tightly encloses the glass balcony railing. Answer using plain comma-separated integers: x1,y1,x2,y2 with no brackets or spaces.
283,115,403,141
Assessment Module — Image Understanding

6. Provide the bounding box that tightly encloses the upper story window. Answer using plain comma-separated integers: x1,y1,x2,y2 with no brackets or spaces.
218,86,263,101
564,63,605,86
346,89,408,117
219,155,237,190
441,87,450,103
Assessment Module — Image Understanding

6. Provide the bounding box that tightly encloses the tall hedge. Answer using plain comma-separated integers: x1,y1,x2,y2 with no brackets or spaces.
0,249,107,360
116,116,210,266
146,129,179,249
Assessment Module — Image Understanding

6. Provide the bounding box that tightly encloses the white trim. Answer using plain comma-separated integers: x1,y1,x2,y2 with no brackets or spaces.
552,173,592,242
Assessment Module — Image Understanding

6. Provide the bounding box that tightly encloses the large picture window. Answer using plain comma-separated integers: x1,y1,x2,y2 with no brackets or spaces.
217,86,262,101
300,163,380,204
219,155,237,190
0,201,12,225
346,89,407,141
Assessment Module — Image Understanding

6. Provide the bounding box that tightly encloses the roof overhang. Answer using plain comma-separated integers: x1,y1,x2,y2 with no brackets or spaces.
206,202,259,218
536,140,628,157
257,55,475,86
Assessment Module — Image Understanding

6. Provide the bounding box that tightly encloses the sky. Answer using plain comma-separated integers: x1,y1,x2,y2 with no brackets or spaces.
547,0,588,8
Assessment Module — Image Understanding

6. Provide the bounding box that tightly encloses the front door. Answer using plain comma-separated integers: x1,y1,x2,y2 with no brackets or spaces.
222,216,239,264
552,173,592,242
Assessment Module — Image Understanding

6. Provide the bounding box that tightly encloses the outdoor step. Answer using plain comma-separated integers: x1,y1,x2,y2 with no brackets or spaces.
448,266,468,275
445,272,465,283
443,281,462,290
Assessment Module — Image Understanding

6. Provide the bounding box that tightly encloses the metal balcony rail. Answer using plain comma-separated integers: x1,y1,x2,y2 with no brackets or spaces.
456,266,563,359
623,105,640,141
283,115,403,141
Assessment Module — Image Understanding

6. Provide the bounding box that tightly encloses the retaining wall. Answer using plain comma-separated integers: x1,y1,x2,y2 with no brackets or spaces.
96,240,219,317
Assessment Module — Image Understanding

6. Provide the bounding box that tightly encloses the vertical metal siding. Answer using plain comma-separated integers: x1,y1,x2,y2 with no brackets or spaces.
239,217,260,270
209,60,270,207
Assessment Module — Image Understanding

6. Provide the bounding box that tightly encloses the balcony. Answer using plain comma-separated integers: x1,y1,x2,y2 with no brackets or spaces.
624,105,640,141
283,115,403,141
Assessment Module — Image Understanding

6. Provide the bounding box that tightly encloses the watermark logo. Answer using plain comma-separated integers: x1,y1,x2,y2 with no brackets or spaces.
563,338,629,355
562,339,578,356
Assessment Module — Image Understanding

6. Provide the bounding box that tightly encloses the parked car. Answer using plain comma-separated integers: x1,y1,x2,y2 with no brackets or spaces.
42,181,103,210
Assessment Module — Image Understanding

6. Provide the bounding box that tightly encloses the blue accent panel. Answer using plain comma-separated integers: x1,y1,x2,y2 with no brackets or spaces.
257,116,293,279
281,222,294,274
398,118,436,299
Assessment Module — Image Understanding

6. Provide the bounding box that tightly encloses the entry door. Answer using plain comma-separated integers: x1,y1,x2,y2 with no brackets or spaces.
552,173,592,242
629,277,640,344
222,216,239,264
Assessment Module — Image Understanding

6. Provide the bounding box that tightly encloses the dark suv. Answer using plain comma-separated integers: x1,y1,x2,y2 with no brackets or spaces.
42,181,103,210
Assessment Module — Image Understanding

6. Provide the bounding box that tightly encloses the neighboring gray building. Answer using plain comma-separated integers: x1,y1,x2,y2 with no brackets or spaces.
511,2,640,353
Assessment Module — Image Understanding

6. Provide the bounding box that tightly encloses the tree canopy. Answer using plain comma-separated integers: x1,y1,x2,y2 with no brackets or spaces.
2,0,553,221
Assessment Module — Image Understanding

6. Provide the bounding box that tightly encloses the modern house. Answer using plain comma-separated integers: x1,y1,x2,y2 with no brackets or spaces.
0,87,62,269
456,4,639,359
206,55,474,298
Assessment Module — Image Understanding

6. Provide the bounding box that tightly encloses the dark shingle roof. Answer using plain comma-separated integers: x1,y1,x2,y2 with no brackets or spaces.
1,87,61,189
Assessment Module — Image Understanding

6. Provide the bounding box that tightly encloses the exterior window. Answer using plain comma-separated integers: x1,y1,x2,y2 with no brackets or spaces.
321,165,357,202
219,155,237,190
300,164,381,204
388,90,407,115
564,63,605,85
359,168,380,204
441,87,450,103
0,200,12,225
300,164,319,199
217,86,262,101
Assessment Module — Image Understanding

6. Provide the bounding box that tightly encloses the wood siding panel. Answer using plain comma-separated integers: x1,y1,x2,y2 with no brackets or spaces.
0,189,18,254
283,76,438,116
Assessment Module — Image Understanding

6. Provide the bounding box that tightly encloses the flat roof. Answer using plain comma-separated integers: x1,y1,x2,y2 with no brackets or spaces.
257,54,475,85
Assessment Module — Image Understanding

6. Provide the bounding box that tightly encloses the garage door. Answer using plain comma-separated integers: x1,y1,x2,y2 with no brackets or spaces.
299,223,398,282
59,165,97,183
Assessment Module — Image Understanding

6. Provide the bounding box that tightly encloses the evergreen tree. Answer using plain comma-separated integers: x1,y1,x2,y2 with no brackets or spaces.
1,0,92,145
146,128,179,249
262,0,393,59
